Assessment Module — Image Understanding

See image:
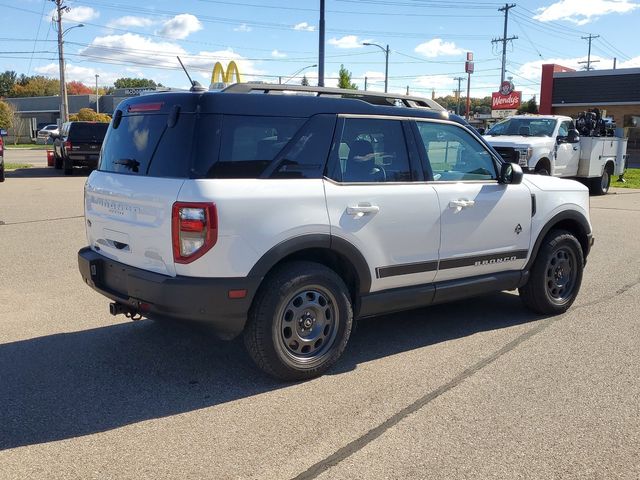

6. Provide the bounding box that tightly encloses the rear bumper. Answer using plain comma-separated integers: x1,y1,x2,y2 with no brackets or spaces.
78,247,259,339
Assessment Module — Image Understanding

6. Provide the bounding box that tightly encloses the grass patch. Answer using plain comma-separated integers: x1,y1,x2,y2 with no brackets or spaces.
5,144,50,150
614,168,640,189
4,163,33,170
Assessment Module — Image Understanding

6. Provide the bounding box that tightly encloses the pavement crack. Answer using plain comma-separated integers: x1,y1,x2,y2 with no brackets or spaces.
292,318,554,480
0,215,84,226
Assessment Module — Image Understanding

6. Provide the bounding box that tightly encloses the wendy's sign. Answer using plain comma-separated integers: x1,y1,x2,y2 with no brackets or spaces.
492,80,522,110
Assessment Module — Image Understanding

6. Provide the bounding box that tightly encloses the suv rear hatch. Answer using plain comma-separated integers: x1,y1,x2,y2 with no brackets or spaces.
85,97,196,276
67,122,109,163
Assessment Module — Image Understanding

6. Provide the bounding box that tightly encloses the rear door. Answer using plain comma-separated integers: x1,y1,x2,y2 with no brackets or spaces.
324,115,441,292
85,107,195,276
413,119,532,283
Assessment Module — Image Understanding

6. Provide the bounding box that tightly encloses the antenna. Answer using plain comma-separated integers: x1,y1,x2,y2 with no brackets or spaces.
177,56,207,92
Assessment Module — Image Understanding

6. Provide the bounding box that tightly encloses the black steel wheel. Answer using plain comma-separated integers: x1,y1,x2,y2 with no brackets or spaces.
244,261,353,381
520,229,584,315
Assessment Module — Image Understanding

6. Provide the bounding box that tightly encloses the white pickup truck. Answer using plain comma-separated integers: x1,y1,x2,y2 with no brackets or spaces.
484,115,628,195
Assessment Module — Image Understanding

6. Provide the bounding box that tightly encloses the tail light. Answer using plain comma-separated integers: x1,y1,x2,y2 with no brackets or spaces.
0,135,3,156
64,140,72,151
172,202,217,264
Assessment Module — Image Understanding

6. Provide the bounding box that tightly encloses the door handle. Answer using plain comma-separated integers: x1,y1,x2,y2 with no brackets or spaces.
346,204,380,217
448,199,475,212
573,146,578,151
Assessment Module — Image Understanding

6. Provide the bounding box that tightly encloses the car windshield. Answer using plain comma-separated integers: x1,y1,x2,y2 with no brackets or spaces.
487,118,557,137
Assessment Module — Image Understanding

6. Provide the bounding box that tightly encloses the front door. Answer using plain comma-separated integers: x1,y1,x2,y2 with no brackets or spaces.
413,119,533,283
555,120,581,177
324,116,441,292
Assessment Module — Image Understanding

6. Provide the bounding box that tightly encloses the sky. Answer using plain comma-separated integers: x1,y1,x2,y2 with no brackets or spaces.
0,0,638,100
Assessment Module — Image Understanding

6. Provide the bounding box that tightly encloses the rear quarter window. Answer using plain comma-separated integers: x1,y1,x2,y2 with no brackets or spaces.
99,113,195,177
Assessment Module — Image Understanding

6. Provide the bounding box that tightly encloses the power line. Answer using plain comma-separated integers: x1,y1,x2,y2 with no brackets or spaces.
578,34,600,71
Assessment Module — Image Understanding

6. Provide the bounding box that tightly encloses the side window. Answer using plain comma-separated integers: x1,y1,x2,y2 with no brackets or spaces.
328,118,412,183
558,121,572,137
270,115,335,179
416,121,497,181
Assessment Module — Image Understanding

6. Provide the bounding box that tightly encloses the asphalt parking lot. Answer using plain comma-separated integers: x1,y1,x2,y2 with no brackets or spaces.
1,149,639,479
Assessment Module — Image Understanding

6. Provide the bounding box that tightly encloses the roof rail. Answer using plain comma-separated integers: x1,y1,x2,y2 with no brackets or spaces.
221,83,445,111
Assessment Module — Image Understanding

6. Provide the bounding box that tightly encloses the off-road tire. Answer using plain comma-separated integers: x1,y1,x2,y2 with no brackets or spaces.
63,155,72,175
244,261,353,381
519,229,584,315
54,152,62,169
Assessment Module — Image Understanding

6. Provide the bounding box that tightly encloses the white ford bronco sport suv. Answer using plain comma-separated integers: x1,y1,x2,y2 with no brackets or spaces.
78,84,593,380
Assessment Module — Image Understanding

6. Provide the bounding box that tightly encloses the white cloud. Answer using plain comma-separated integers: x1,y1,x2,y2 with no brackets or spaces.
534,0,639,25
158,14,203,40
80,34,187,69
328,35,370,49
35,63,120,86
234,23,252,32
415,39,463,58
619,56,640,68
271,49,287,58
293,22,315,32
50,5,99,23
108,16,155,29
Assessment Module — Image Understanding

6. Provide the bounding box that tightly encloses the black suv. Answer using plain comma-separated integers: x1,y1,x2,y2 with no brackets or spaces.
53,121,109,175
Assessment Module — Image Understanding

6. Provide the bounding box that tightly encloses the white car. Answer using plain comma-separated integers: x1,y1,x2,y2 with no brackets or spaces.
78,84,594,380
37,124,59,143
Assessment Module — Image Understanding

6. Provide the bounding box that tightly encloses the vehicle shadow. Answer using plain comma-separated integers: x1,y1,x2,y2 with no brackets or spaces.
0,292,542,450
5,167,92,179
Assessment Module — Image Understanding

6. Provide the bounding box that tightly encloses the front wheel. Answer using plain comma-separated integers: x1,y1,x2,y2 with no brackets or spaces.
244,261,353,381
519,229,584,315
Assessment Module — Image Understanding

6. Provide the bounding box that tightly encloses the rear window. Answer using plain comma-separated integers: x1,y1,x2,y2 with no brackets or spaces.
69,123,109,142
99,113,194,177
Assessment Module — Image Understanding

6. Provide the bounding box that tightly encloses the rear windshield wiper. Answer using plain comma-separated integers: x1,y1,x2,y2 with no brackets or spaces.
114,158,140,172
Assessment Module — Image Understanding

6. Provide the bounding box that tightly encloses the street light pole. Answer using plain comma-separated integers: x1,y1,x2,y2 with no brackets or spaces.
283,64,318,84
95,74,99,114
362,42,389,93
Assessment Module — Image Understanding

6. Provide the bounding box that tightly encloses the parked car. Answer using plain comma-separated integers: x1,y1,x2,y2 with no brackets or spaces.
77,84,593,380
37,124,59,144
53,121,109,175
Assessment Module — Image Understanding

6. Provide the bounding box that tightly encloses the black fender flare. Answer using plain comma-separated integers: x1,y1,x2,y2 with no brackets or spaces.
247,234,372,294
525,210,592,271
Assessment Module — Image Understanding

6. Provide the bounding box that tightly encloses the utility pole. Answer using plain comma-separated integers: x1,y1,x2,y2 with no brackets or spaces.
578,34,600,71
95,74,99,114
364,76,368,90
453,76,464,115
318,0,325,87
53,0,68,124
491,3,517,85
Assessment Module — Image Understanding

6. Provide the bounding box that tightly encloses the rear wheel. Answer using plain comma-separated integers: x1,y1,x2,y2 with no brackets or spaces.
590,168,611,195
63,155,72,175
54,151,62,169
519,229,584,315
244,261,353,381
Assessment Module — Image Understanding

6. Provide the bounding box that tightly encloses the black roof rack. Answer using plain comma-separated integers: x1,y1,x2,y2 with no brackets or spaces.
222,83,445,111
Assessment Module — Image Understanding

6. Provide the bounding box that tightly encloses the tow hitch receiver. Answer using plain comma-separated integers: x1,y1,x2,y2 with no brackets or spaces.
109,302,142,320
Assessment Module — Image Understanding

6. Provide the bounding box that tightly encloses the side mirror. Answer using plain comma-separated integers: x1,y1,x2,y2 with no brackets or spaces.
567,129,580,143
500,162,523,185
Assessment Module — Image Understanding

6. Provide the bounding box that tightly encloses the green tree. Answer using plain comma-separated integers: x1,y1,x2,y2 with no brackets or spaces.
0,100,14,130
113,77,158,89
0,70,17,97
337,64,357,90
517,97,538,114
301,75,309,86
68,107,111,123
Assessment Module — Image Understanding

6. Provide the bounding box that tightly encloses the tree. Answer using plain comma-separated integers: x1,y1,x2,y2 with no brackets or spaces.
337,64,357,90
9,75,59,97
67,81,93,95
113,77,158,89
301,75,310,86
517,97,538,114
0,100,14,130
68,107,111,123
0,71,17,97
